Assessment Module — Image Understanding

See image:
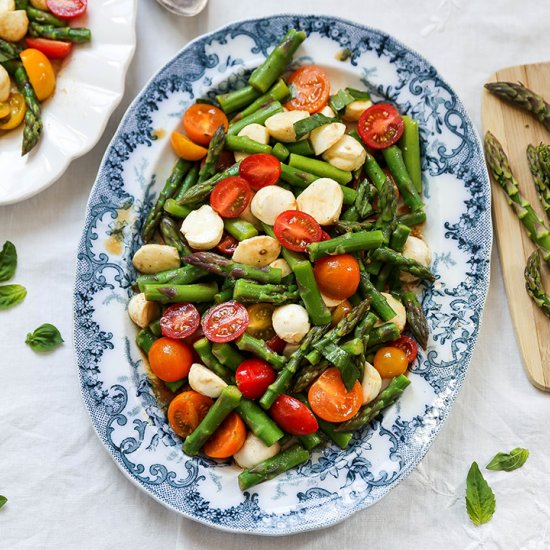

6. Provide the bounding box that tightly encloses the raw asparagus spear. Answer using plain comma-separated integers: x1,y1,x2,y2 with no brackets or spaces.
182,386,242,456
366,322,401,348
233,79,290,121
174,163,200,202
236,333,287,371
26,6,66,26
223,218,258,241
29,23,91,42
163,200,192,218
527,144,550,221
136,265,207,292
382,146,424,212
233,279,300,304
307,230,384,262
524,250,550,318
288,153,352,185
225,135,272,155
399,115,422,195
371,247,435,281
402,291,430,349
211,343,245,371
198,125,226,182
398,210,427,227
216,86,261,114
177,162,241,205
358,267,396,321
160,216,191,259
236,399,284,447
143,282,218,304
227,101,283,136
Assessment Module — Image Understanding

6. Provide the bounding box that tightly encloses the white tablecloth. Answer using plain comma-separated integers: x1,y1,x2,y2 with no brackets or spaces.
2,1,550,548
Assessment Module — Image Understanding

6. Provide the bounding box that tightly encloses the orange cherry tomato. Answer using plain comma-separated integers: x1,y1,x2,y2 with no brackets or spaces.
183,103,229,146
308,367,363,422
20,48,56,101
373,346,409,378
203,412,246,459
170,131,208,161
331,299,353,326
148,337,194,382
284,65,330,113
167,391,213,438
313,254,360,300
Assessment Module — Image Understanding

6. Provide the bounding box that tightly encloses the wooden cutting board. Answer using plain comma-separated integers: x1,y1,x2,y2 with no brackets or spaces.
482,62,550,391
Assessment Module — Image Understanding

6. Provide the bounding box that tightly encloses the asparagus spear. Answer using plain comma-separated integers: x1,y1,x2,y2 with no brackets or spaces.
136,328,157,354
29,23,92,42
198,125,226,182
233,279,300,304
0,38,22,59
233,79,290,121
236,399,284,447
371,247,435,281
174,163,200,202
225,135,272,156
382,146,424,212
366,322,401,348
402,291,430,349
286,139,315,157
211,343,245,371
398,210,427,227
288,153,352,185
485,131,550,265
524,250,550,318
272,142,290,162
183,252,282,284
148,318,162,337
354,177,376,219
177,162,241,205
334,374,411,432
193,338,232,382
223,218,258,241
307,230,384,262
143,282,218,304
26,6,66,26
527,144,550,221
160,216,191,259
136,264,207,292
216,85,261,114
227,101,283,136
485,81,550,132
182,386,242,456
333,219,375,234
236,333,287,371
358,267,396,321
163,200,192,218
292,360,329,393
539,143,550,178
399,116,422,195
248,29,307,93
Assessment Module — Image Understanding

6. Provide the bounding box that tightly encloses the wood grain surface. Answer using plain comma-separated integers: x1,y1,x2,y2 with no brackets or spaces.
482,62,550,391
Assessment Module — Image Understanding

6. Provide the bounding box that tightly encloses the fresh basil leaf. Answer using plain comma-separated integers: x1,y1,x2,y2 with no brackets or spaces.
486,448,529,472
466,462,496,526
0,241,17,282
25,323,64,352
0,284,26,309
345,87,371,100
293,113,336,140
0,495,7,509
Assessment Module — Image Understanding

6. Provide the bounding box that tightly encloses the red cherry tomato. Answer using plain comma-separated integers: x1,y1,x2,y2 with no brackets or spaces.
239,154,281,190
46,0,87,19
313,254,360,300
284,66,330,113
320,230,331,241
388,335,418,363
358,103,404,150
160,303,200,340
216,233,238,255
209,176,252,218
270,395,319,435
183,103,229,146
266,335,286,354
235,358,277,400
201,301,249,343
274,210,322,252
24,37,73,59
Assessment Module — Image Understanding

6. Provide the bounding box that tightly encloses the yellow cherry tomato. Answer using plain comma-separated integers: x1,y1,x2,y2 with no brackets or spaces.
0,101,10,120
20,48,56,101
170,131,207,161
373,346,408,379
246,303,275,340
331,299,352,327
0,93,26,130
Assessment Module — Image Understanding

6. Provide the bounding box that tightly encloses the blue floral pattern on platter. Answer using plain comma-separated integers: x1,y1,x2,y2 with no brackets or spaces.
73,15,492,535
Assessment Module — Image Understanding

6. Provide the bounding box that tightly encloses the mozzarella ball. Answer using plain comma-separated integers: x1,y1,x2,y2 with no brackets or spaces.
269,258,292,278
234,123,270,162
320,293,345,308
361,361,382,404
188,364,227,398
400,236,433,283
265,110,309,142
0,10,28,42
239,203,262,229
250,186,297,225
342,99,373,122
296,177,343,225
309,122,347,155
318,105,336,118
180,204,224,250
128,293,160,329
272,304,310,344
233,433,281,469
0,64,10,103
381,292,406,332
132,244,180,274
232,235,281,267
323,134,367,172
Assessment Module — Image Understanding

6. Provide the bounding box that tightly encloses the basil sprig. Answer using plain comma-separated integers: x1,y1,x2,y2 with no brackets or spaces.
486,448,529,472
0,496,7,509
0,241,17,282
465,462,496,526
25,323,64,352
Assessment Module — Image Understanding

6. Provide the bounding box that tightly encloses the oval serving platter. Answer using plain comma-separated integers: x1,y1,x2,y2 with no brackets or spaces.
73,15,491,535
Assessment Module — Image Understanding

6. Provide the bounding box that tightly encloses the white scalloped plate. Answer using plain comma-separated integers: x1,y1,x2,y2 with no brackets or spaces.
0,0,137,205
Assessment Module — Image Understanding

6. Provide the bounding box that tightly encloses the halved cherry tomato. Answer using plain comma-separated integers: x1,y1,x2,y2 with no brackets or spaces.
358,103,404,150
210,176,252,218
0,93,26,130
270,394,319,435
308,367,363,422
235,358,277,400
216,233,238,255
239,153,281,190
246,303,275,340
168,390,213,438
148,337,194,382
389,336,418,363
266,335,286,354
285,65,330,113
183,103,228,146
373,346,408,379
20,49,55,102
202,300,249,343
203,412,246,458
160,303,200,340
313,254,360,300
331,299,353,326
171,131,208,161
47,0,87,19
25,37,73,59
274,210,322,252
320,230,331,241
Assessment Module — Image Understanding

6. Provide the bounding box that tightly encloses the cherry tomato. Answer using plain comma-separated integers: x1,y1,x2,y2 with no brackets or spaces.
266,334,286,354
308,367,363,422
274,210,322,252
148,337,193,382
239,153,281,190
160,303,200,339
183,103,228,146
284,65,330,113
235,358,277,400
202,301,249,343
25,38,72,59
216,233,238,255
358,103,404,150
246,303,275,340
331,299,353,326
171,131,207,161
313,254,360,300
47,0,87,19
209,176,252,218
20,49,55,102
0,93,26,130
203,412,246,459
270,395,319,436
168,391,213,438
389,335,418,363
373,346,409,378
320,230,331,241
